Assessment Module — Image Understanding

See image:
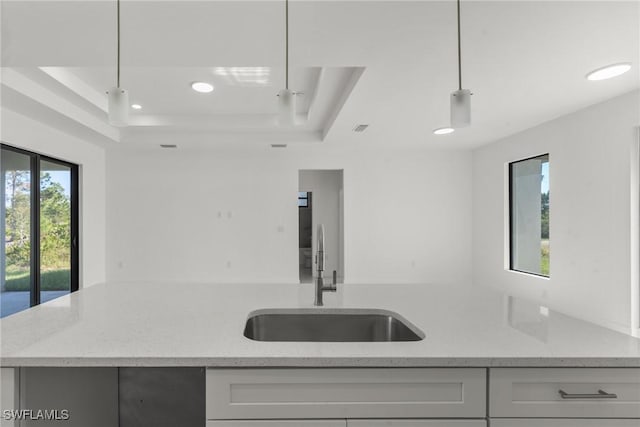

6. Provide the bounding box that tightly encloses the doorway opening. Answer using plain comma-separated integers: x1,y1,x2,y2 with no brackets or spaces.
298,170,344,284
298,191,313,283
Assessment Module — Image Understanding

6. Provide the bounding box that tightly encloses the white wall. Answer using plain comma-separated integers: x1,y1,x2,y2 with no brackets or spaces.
0,108,107,288
106,146,472,286
472,90,640,334
299,170,343,281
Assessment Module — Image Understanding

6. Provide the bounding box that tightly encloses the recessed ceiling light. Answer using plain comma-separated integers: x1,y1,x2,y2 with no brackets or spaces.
191,82,214,93
433,127,455,135
131,104,142,110
586,63,631,81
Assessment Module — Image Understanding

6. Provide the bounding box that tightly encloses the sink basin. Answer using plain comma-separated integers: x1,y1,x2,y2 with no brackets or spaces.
243,308,425,342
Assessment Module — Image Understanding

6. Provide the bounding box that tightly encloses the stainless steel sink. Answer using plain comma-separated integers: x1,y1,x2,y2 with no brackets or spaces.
243,308,425,342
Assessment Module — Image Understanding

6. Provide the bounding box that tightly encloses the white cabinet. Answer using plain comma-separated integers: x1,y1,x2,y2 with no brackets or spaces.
206,368,486,420
206,367,639,427
489,368,640,419
207,421,486,427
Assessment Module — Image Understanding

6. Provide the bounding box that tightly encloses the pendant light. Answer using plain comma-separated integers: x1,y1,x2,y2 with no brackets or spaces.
107,0,129,127
450,0,471,128
277,0,296,126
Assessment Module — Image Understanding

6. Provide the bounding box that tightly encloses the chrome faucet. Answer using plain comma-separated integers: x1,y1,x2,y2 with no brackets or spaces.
314,224,336,306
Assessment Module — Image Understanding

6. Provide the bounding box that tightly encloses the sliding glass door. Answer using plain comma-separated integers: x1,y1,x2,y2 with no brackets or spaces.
1,144,78,317
39,159,76,304
1,148,32,315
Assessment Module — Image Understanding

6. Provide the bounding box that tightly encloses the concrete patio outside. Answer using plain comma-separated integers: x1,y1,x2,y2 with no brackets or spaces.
1,291,69,318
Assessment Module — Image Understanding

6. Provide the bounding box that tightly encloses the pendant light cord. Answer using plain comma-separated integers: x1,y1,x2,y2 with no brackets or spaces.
285,0,289,90
117,0,121,88
457,0,462,91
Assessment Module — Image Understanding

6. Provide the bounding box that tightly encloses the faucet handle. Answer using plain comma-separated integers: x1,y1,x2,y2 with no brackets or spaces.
328,270,337,291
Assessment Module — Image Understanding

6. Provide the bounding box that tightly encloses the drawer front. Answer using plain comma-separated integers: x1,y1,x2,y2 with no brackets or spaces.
491,420,640,427
348,421,486,427
207,421,345,427
490,368,640,418
207,368,486,419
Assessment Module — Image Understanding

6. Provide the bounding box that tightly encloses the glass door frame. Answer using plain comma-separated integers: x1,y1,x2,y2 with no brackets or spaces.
1,143,79,307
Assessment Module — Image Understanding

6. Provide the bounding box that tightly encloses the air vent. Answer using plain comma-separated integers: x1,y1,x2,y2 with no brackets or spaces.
271,144,287,148
160,144,177,149
353,124,369,132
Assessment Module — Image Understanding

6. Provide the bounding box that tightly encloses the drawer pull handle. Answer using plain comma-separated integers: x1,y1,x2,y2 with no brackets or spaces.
558,389,618,399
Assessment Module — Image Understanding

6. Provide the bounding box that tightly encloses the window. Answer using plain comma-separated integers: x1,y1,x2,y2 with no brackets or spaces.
509,154,550,277
298,191,311,208
1,144,79,317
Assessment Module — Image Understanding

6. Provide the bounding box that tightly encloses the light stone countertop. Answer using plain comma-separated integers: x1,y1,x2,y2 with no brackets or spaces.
1,282,639,367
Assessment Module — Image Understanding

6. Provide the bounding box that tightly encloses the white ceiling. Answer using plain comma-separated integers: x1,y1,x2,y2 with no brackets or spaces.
1,1,638,149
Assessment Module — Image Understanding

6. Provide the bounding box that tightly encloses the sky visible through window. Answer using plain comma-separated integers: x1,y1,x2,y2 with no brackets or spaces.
541,162,549,194
4,170,70,208
46,171,71,197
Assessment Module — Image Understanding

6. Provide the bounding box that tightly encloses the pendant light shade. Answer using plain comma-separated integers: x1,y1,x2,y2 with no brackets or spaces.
107,0,129,127
107,87,129,127
449,0,472,129
450,89,471,128
278,89,296,126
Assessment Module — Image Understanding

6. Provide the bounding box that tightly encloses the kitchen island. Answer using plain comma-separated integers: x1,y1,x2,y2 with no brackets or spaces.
1,282,640,426
2,282,639,367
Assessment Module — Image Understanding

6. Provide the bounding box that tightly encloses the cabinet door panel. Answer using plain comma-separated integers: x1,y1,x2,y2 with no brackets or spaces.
19,367,118,427
491,420,640,427
207,368,486,419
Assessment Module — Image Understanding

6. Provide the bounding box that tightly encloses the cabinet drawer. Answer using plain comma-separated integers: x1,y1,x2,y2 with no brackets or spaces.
348,421,486,427
207,368,486,419
491,420,640,427
489,368,640,418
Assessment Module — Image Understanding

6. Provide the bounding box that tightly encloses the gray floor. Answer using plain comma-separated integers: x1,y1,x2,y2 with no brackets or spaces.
1,291,69,318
